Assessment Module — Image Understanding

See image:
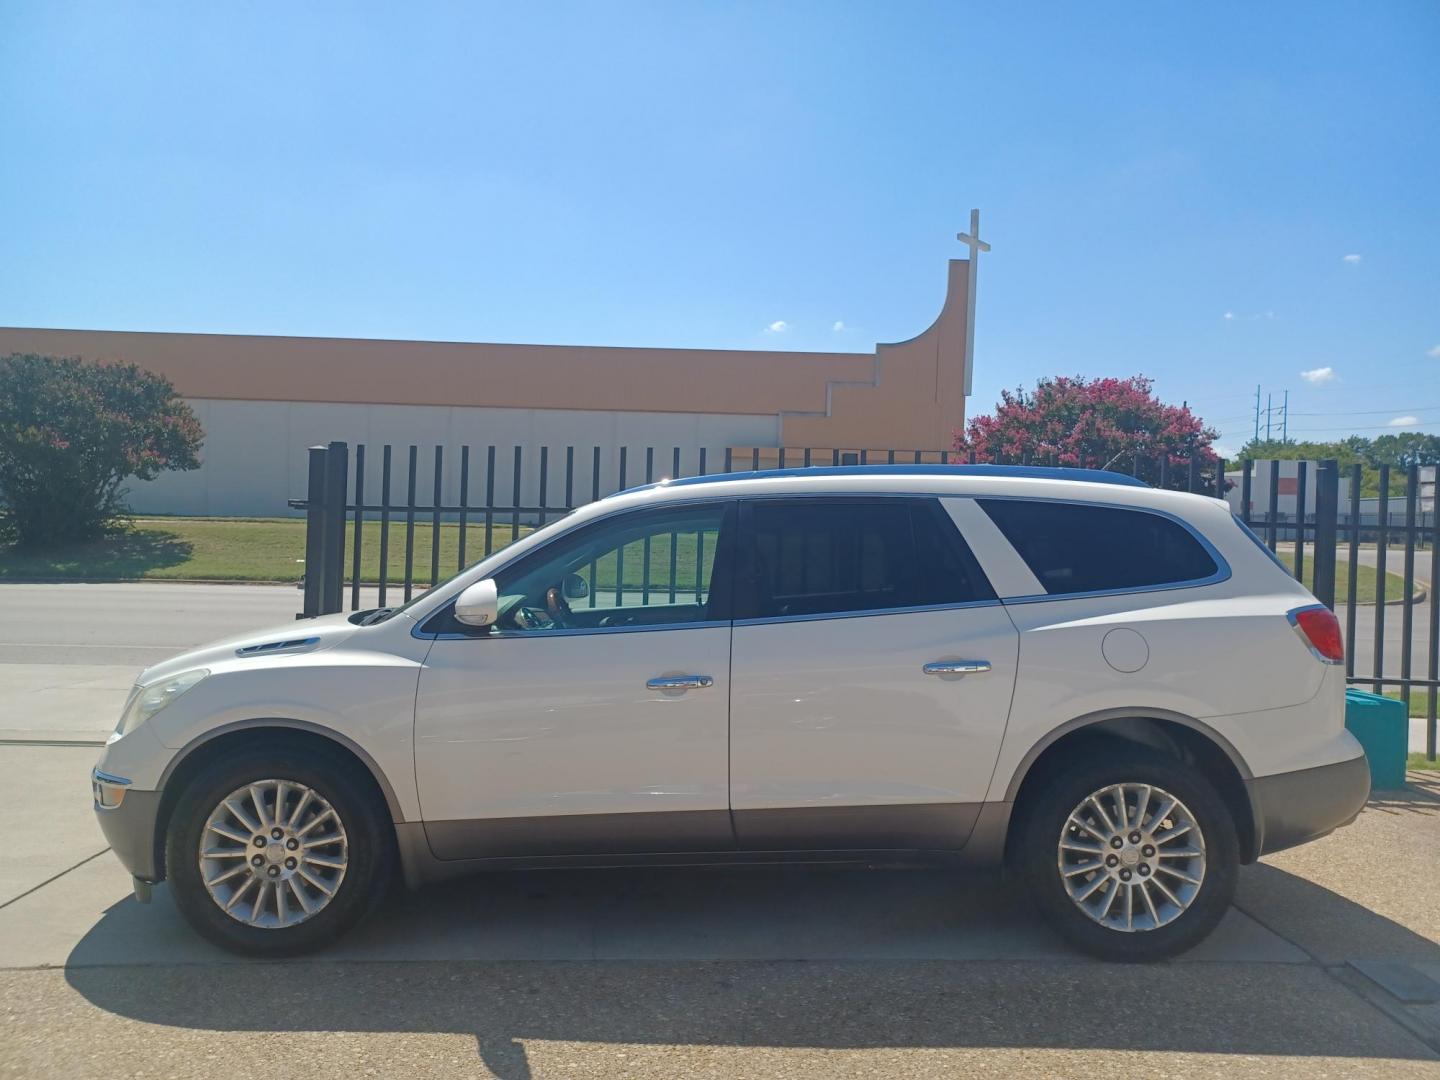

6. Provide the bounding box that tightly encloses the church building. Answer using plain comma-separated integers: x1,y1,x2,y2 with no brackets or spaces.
0,240,982,516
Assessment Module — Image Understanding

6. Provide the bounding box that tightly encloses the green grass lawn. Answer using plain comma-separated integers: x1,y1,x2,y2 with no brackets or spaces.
1379,687,1436,717
1275,552,1416,605
0,514,715,590
1408,753,1439,772
0,517,534,584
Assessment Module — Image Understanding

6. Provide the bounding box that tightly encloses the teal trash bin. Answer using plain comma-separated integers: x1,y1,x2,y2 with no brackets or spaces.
1345,688,1408,790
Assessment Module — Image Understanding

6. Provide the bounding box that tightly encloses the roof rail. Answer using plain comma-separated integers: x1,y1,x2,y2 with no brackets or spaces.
646,464,1150,491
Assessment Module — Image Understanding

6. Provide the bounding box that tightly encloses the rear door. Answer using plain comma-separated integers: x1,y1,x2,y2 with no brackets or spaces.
727,496,1020,850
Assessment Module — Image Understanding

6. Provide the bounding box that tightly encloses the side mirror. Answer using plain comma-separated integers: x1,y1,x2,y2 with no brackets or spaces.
562,572,589,600
454,578,499,627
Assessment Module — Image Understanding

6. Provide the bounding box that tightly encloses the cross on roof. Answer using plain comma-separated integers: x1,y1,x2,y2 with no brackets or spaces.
956,208,990,260
955,208,988,398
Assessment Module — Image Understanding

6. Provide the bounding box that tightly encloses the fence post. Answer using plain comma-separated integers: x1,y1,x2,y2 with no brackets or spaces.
299,445,329,618
320,441,349,615
1312,458,1339,609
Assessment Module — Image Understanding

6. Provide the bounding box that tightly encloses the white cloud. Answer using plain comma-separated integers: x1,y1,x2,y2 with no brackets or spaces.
1299,366,1337,384
1428,345,1440,359
765,320,788,334
1342,253,1362,264
1222,311,1234,320
1390,415,1420,427
832,321,847,333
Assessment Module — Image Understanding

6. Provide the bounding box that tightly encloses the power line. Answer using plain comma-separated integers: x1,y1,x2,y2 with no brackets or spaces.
1287,404,1440,417
1276,422,1440,433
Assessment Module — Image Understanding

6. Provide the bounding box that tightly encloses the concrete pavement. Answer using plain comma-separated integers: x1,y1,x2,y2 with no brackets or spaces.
2,746,1438,1076
4,578,1440,1076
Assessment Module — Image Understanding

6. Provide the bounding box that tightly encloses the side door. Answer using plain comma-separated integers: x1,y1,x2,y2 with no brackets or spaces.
413,500,737,859
727,496,1019,850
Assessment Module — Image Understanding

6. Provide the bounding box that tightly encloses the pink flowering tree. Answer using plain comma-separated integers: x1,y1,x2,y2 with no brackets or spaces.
954,375,1220,489
0,354,203,546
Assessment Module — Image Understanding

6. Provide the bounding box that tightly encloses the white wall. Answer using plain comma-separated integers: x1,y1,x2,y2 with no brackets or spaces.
126,399,781,517
1222,460,1351,518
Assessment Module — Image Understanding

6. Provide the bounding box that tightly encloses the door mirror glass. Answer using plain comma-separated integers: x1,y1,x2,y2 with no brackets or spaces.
454,579,500,627
561,572,589,600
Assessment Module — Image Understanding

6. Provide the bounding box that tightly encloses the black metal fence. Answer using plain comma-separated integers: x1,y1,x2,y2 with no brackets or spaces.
292,443,1436,758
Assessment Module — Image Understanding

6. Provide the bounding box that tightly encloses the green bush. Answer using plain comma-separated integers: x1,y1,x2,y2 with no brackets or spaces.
0,353,203,547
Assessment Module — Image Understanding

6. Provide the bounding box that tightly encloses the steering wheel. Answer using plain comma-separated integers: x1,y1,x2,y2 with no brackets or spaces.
544,585,573,626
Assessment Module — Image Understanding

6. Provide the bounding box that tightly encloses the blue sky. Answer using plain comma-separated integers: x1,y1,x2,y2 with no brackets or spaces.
2,2,1436,454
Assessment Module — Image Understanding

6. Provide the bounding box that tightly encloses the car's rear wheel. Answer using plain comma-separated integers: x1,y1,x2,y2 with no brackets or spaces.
1016,748,1238,961
165,745,392,956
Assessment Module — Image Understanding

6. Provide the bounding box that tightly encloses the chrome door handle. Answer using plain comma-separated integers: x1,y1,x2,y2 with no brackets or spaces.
923,660,991,676
646,675,714,691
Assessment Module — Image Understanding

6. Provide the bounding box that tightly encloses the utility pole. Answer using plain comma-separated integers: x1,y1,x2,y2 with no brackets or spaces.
1254,385,1261,443
1266,393,1273,442
1281,390,1289,443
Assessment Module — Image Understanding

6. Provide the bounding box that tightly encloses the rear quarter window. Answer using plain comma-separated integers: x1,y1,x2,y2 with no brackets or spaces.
978,499,1220,596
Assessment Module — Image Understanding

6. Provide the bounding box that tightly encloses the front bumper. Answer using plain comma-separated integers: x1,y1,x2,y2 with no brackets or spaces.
1246,752,1371,858
93,772,164,882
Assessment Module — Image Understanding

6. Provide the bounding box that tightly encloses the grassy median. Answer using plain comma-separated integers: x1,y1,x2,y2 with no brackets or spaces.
1275,551,1417,605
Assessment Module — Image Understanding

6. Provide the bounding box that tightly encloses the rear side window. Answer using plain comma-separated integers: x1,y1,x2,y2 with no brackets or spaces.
740,498,994,619
978,499,1219,596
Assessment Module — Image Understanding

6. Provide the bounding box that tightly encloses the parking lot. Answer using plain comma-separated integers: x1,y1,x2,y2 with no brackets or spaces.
3,582,1440,1077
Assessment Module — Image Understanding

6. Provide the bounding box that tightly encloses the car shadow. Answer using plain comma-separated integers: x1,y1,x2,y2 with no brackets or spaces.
60,858,1440,1074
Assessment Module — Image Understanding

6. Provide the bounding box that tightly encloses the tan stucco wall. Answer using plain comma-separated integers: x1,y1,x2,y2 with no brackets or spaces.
0,258,970,451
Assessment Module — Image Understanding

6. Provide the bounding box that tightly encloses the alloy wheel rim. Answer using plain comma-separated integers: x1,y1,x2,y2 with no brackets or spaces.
1057,782,1206,933
198,778,349,928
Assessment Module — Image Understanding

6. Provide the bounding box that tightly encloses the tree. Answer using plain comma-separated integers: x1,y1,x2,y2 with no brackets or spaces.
0,353,203,547
954,375,1220,488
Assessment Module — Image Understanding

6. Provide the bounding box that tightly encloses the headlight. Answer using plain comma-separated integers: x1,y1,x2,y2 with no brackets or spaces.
116,669,210,736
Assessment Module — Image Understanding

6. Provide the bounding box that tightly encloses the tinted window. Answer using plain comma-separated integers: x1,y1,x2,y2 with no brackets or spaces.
979,499,1218,596
741,498,994,619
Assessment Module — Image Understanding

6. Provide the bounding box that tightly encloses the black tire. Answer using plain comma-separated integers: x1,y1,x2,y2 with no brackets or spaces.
1015,747,1238,962
165,743,393,957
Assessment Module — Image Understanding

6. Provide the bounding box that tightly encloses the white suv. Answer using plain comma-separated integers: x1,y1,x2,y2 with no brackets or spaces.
92,465,1369,961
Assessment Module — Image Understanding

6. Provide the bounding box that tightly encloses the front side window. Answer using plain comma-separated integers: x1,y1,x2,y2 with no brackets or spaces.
978,499,1219,596
738,498,994,620
426,501,733,635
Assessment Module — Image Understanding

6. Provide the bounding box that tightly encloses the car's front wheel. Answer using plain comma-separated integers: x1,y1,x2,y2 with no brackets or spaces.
165,744,392,956
1016,748,1238,961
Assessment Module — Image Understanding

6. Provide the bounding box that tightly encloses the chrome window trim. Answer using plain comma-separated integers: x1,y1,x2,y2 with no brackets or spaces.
733,598,1004,628
419,618,722,642
975,494,1232,603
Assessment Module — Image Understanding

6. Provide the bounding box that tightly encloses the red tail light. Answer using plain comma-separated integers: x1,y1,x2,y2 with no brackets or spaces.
1289,605,1344,664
